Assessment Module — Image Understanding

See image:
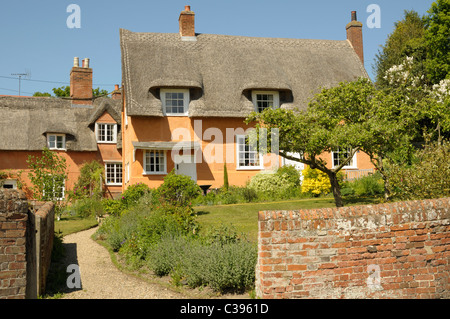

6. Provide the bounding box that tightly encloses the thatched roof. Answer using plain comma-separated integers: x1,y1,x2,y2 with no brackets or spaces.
0,96,122,151
120,29,368,118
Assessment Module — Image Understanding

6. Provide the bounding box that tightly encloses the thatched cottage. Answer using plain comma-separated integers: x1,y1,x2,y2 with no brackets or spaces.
0,59,123,198
119,6,373,190
0,6,374,198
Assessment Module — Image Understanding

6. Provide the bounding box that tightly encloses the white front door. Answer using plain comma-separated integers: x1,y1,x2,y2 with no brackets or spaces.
174,155,197,182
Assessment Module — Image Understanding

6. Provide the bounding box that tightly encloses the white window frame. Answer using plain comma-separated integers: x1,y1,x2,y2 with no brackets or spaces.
43,176,65,201
105,162,123,186
160,88,190,116
47,134,66,150
236,134,263,170
252,91,280,113
95,123,117,143
143,150,167,175
331,147,358,169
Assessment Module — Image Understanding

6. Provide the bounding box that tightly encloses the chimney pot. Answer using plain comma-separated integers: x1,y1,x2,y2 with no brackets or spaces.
351,11,357,21
73,57,79,67
82,58,90,68
114,84,119,91
185,5,190,11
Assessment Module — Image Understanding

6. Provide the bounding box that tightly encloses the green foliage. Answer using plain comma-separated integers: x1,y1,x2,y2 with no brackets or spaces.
70,160,104,202
276,165,301,187
374,10,428,88
248,172,297,199
387,140,450,200
120,182,152,210
35,86,110,98
344,173,384,197
33,92,52,97
424,0,450,84
52,86,71,97
147,232,257,293
66,197,104,218
156,170,201,207
101,198,123,216
223,163,229,191
92,87,109,97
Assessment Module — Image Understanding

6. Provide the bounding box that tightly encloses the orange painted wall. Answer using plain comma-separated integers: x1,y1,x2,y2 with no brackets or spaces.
122,115,283,190
318,150,374,171
0,150,100,198
0,111,124,199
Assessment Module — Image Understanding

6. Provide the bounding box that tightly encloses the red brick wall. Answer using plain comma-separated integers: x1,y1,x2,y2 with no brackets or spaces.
0,190,29,299
256,198,450,299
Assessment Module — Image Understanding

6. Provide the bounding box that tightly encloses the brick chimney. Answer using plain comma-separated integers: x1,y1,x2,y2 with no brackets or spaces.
70,57,93,105
179,5,196,39
111,84,122,100
346,11,364,64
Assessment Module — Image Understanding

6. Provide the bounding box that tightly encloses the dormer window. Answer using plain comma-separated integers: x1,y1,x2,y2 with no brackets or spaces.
47,134,66,150
161,88,189,116
252,91,280,112
96,123,117,143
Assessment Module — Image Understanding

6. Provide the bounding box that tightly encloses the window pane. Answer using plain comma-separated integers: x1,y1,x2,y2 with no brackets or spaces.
164,92,185,114
48,136,55,148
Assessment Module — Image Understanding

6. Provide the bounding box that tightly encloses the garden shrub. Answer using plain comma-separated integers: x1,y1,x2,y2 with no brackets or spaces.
66,197,104,218
101,198,123,216
248,171,298,199
120,182,152,209
69,160,104,202
146,233,257,293
301,166,331,196
156,170,201,207
349,173,384,197
387,140,450,200
276,165,301,187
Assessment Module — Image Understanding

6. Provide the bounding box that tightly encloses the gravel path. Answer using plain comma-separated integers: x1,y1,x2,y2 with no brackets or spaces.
61,227,186,299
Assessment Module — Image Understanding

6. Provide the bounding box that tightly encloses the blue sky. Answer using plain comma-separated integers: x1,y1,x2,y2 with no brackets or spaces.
0,0,435,96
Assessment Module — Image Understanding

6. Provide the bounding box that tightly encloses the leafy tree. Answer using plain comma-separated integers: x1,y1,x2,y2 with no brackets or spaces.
424,0,450,84
246,78,376,207
223,163,229,191
32,92,52,97
27,148,67,202
156,170,201,207
374,10,427,88
52,86,71,97
27,148,68,219
70,160,104,202
33,86,110,98
386,139,450,200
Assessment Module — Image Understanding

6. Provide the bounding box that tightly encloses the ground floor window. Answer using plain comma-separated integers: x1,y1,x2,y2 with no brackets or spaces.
43,176,65,201
332,147,357,168
236,135,262,169
144,150,167,174
105,163,122,185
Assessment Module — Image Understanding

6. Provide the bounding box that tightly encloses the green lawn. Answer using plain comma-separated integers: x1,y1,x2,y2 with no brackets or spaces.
194,197,381,242
54,215,98,236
